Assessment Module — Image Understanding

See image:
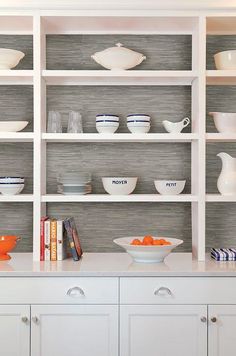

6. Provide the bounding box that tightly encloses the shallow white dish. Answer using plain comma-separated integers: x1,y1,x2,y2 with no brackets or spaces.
102,177,137,195
0,183,24,195
91,43,146,70
113,237,183,263
0,48,25,69
214,50,236,70
209,112,236,133
154,180,186,195
0,121,28,132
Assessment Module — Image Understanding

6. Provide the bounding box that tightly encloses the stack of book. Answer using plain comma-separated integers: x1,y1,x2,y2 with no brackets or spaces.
40,217,83,261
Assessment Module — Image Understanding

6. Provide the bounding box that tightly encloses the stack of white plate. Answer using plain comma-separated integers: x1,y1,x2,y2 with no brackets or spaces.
57,173,92,195
96,114,119,134
127,114,151,133
0,177,25,195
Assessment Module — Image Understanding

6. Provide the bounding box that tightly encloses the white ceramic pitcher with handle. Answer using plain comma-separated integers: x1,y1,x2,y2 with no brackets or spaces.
217,152,236,195
162,117,190,133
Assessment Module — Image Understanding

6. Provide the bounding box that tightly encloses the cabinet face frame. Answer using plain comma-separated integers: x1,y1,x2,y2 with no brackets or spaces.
1,10,236,261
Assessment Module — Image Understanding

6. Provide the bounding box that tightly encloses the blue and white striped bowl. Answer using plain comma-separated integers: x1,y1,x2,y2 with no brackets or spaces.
127,114,151,123
96,114,119,123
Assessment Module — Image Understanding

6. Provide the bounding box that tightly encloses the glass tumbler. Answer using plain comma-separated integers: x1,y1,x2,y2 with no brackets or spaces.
47,111,62,133
67,111,83,133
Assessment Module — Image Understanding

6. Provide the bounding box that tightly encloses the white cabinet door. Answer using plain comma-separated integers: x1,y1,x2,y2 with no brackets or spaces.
120,305,207,356
0,305,30,356
208,305,236,356
31,304,118,356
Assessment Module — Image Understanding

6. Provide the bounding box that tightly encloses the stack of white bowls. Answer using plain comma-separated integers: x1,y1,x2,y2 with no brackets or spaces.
0,177,25,195
96,114,119,134
127,114,151,133
57,173,92,195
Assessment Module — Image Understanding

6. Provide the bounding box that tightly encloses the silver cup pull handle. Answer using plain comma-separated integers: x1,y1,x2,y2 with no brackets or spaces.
154,287,173,297
32,316,39,324
67,286,85,298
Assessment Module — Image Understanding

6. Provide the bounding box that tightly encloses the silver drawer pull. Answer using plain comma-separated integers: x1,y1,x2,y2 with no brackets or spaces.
21,316,28,323
67,286,85,298
154,287,173,297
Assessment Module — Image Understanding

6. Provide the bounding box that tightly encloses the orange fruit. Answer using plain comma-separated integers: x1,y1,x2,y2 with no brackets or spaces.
153,239,162,245
131,239,142,245
142,236,154,245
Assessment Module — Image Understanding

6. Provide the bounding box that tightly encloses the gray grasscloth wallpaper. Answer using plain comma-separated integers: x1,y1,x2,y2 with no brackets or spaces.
1,34,236,253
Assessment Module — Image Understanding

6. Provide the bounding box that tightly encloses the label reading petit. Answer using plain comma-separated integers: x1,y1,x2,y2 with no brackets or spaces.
166,182,177,187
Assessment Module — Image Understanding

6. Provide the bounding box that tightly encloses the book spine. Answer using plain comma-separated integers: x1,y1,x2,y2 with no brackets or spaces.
57,220,64,261
50,219,57,261
40,217,45,261
64,219,79,261
44,220,51,261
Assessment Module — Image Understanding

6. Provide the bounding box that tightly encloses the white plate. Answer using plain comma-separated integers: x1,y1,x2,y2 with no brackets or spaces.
0,121,28,132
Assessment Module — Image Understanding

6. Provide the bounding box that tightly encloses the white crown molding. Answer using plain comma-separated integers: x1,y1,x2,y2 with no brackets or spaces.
1,0,236,10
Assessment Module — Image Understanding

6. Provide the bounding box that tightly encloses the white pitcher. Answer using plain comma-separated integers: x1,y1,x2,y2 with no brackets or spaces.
162,117,190,133
217,152,236,195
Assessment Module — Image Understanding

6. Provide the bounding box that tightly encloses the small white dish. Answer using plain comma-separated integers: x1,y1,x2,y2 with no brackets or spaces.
96,114,119,122
0,183,24,195
0,121,28,132
154,180,186,195
91,43,146,70
0,48,25,70
214,50,236,70
127,114,151,122
0,177,24,183
209,112,236,133
113,237,183,263
102,177,138,195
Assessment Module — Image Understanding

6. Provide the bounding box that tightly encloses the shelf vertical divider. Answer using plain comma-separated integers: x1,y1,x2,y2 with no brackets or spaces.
191,16,206,260
33,14,47,261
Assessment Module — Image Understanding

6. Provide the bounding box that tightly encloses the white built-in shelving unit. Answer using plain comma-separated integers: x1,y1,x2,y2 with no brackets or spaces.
2,10,236,261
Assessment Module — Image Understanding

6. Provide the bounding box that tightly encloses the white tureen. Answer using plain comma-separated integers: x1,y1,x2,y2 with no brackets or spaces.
91,43,146,70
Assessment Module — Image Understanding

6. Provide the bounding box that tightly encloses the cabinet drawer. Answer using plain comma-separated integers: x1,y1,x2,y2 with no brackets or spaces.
120,277,236,304
0,277,118,304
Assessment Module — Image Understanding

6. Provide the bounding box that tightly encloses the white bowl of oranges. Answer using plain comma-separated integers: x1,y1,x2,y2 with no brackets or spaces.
113,235,183,263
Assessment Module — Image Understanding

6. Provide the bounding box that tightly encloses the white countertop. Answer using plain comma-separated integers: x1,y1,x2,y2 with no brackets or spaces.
0,252,236,277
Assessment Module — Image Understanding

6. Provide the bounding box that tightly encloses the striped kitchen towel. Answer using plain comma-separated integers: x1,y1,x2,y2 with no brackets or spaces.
211,248,236,261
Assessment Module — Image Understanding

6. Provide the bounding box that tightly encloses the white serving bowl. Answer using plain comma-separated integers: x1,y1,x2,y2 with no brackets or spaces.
102,177,137,195
214,50,236,70
96,122,119,134
113,237,183,263
0,177,24,183
127,123,150,134
0,183,24,195
0,49,25,70
154,180,186,195
209,112,236,133
0,121,28,132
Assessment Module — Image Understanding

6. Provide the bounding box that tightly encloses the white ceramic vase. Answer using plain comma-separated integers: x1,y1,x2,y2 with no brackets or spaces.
217,152,236,195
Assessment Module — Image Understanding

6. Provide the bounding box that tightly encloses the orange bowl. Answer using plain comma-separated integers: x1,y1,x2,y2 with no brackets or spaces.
0,236,20,260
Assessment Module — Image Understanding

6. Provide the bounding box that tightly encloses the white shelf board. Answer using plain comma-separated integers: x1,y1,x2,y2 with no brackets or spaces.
207,16,236,35
206,70,236,85
0,132,34,142
206,194,236,202
41,13,198,34
206,133,236,142
42,133,198,143
42,70,197,86
0,70,34,85
42,194,198,203
0,194,34,202
0,15,33,34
